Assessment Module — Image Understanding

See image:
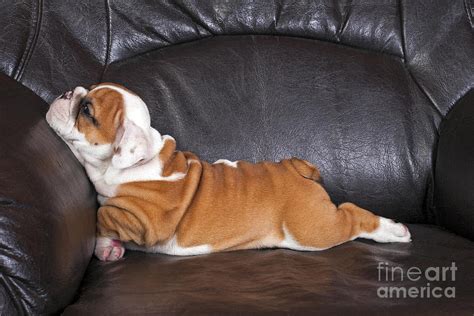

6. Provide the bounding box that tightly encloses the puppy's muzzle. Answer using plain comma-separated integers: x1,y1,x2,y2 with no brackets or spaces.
59,90,73,100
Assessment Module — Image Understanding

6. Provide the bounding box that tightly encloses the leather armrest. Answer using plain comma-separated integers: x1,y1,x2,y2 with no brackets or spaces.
0,74,97,314
435,89,474,240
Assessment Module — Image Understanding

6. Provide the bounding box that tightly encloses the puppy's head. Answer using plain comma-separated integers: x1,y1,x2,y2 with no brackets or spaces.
46,83,157,169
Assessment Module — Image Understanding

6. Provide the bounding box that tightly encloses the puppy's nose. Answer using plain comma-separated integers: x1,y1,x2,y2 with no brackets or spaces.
59,90,73,100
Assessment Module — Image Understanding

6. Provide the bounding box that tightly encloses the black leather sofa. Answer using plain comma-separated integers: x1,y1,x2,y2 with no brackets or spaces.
1,1,473,314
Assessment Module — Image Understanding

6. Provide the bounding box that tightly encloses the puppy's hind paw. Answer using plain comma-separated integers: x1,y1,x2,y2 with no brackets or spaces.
360,218,412,243
95,237,125,261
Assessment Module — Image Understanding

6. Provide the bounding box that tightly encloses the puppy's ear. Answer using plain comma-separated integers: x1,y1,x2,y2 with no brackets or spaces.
111,119,150,169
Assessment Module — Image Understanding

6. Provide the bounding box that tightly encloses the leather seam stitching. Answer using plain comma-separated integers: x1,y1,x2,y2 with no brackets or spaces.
14,0,43,81
465,0,474,29
398,0,406,61
398,0,443,118
403,66,443,117
171,1,214,36
441,88,474,121
100,0,112,81
399,0,441,225
336,0,352,43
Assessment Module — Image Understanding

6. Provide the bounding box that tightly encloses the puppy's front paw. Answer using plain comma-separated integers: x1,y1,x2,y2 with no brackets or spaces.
95,237,125,261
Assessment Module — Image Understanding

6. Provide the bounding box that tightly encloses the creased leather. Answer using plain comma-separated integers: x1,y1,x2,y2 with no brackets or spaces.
107,0,404,64
13,0,107,103
0,0,35,77
403,0,474,114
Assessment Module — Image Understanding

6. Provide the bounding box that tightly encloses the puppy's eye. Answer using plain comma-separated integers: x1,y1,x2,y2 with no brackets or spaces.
81,102,92,117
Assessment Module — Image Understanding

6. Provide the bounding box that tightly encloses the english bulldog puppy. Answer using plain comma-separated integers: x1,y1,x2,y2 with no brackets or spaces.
46,83,411,261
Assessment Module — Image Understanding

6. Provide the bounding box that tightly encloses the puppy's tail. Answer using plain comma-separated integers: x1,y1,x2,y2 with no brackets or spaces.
290,158,322,183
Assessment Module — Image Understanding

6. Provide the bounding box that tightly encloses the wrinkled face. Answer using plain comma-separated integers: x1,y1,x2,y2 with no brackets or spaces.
46,83,155,169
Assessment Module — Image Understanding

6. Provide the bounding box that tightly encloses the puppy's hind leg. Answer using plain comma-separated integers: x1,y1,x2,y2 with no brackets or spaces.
282,202,411,251
337,203,411,243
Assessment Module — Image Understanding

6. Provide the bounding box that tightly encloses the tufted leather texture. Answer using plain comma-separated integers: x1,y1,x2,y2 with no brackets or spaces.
0,0,473,314
0,74,97,314
104,0,404,62
403,0,474,114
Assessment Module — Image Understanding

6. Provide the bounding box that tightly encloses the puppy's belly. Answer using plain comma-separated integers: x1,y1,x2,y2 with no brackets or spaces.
124,235,212,256
124,224,286,256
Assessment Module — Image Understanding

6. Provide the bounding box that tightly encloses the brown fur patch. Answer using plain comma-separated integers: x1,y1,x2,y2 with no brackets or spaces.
158,138,189,177
75,88,124,145
91,82,139,96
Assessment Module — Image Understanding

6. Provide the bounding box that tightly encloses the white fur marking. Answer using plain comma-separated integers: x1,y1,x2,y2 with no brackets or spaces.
279,224,327,251
213,159,238,168
359,217,411,243
125,235,212,256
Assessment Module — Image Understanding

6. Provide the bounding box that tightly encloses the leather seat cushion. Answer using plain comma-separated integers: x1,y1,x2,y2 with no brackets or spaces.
63,224,474,315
